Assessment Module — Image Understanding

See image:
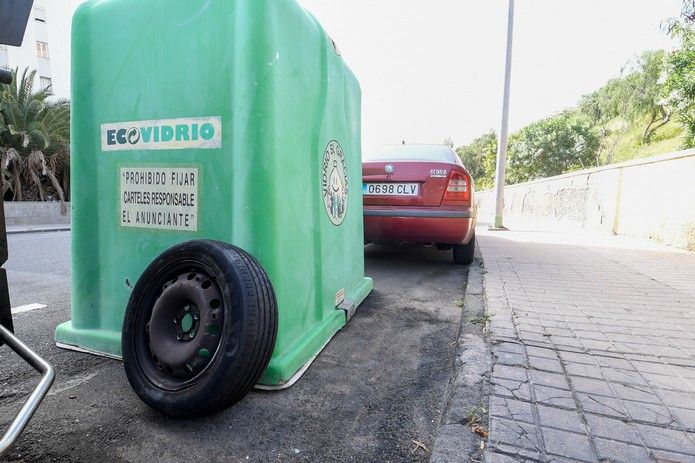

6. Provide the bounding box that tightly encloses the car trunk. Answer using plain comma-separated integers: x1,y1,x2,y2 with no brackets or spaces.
362,161,452,207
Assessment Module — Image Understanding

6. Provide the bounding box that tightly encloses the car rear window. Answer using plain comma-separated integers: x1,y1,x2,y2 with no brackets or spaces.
364,144,455,162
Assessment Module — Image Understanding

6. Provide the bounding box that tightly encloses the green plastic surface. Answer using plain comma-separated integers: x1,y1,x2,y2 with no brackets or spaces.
55,0,372,386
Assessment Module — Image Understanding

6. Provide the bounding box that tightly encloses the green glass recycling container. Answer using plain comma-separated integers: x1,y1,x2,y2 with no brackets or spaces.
55,0,373,388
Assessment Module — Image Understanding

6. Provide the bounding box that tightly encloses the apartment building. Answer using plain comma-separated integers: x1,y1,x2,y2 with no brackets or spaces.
0,0,84,99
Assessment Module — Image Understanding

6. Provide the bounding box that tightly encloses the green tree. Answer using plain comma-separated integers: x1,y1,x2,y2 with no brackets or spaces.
622,50,670,143
0,67,70,201
664,0,695,149
579,78,625,128
506,111,600,184
581,52,668,136
455,130,497,189
579,51,671,162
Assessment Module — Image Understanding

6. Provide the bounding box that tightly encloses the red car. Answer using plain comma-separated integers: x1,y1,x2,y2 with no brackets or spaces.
362,144,477,264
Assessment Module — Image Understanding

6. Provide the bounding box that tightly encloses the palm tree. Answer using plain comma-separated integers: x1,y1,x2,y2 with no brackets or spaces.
0,67,70,203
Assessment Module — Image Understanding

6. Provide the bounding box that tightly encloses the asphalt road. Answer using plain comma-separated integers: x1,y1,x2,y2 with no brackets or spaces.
0,232,467,462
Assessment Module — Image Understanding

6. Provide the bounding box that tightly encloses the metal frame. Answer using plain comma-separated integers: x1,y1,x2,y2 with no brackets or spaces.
0,324,55,457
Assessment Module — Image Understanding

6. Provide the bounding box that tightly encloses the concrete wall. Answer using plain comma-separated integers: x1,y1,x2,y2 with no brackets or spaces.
3,201,70,226
476,149,695,251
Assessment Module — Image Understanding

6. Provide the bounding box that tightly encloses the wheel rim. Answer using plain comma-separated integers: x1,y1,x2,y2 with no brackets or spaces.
136,266,226,391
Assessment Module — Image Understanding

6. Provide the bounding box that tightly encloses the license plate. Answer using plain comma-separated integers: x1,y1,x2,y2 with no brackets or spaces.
363,183,419,196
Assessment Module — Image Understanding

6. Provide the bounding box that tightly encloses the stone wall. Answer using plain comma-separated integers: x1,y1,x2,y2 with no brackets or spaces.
3,201,70,226
476,149,695,251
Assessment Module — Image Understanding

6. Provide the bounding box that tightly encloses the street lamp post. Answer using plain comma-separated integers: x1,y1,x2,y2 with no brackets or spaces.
492,0,515,229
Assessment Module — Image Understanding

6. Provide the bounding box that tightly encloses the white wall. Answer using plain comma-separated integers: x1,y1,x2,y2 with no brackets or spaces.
476,150,695,251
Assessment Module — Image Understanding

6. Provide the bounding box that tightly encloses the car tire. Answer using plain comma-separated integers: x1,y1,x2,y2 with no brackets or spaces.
453,233,475,265
122,240,277,417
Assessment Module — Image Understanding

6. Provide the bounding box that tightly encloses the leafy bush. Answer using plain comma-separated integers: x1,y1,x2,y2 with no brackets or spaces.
664,26,695,147
456,130,497,189
506,111,601,184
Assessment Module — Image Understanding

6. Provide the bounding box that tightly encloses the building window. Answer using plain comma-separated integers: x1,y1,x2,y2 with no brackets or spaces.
40,77,52,90
37,41,49,59
34,7,46,22
0,45,8,69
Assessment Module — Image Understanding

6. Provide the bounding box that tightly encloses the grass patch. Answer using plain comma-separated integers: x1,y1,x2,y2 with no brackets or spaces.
600,116,685,165
468,314,491,325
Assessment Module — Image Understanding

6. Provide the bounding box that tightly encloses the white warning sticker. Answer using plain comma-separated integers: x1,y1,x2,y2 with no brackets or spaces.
120,167,198,231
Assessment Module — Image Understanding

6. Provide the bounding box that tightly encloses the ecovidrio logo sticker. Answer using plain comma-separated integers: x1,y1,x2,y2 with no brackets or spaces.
321,140,348,226
101,116,222,151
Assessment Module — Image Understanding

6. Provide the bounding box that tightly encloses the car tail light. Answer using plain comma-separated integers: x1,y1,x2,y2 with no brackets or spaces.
443,171,470,203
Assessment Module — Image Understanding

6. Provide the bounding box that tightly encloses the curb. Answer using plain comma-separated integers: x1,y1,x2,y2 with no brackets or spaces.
6,226,71,235
430,245,492,463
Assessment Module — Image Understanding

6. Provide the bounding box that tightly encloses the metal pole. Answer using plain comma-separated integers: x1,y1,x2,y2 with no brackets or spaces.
0,324,55,456
492,0,515,229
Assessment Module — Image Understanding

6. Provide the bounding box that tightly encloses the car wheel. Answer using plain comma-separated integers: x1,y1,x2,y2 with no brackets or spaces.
122,240,277,417
453,233,475,265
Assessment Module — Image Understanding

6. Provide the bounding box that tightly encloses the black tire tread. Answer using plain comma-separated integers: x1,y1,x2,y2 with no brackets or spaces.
453,233,476,265
122,240,277,417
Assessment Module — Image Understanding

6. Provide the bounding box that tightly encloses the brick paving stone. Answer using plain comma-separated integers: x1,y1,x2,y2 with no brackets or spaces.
673,407,695,430
594,438,652,463
534,385,576,408
641,372,695,392
495,350,527,367
601,367,650,386
569,376,614,397
492,364,529,382
489,418,542,454
594,356,634,370
492,378,532,401
584,414,642,444
634,423,695,454
490,396,536,425
576,392,629,420
657,389,695,410
491,443,542,462
484,452,524,463
526,346,560,359
542,428,597,462
612,382,661,403
565,363,604,380
528,356,564,373
478,228,695,462
622,400,676,427
537,404,586,434
496,342,526,355
529,370,571,390
650,449,695,463
559,352,597,365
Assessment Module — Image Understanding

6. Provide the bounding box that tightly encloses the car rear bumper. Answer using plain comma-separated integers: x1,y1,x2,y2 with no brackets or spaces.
363,206,476,244
364,209,474,218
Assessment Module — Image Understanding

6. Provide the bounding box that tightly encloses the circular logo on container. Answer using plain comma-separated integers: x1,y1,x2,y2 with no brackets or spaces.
321,140,348,226
127,127,140,145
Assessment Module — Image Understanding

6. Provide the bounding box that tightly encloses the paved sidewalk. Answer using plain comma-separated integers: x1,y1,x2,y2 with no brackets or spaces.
478,227,695,463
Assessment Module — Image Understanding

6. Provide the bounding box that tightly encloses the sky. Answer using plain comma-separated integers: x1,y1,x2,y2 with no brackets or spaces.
298,0,683,148
43,0,85,98
46,1,683,148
